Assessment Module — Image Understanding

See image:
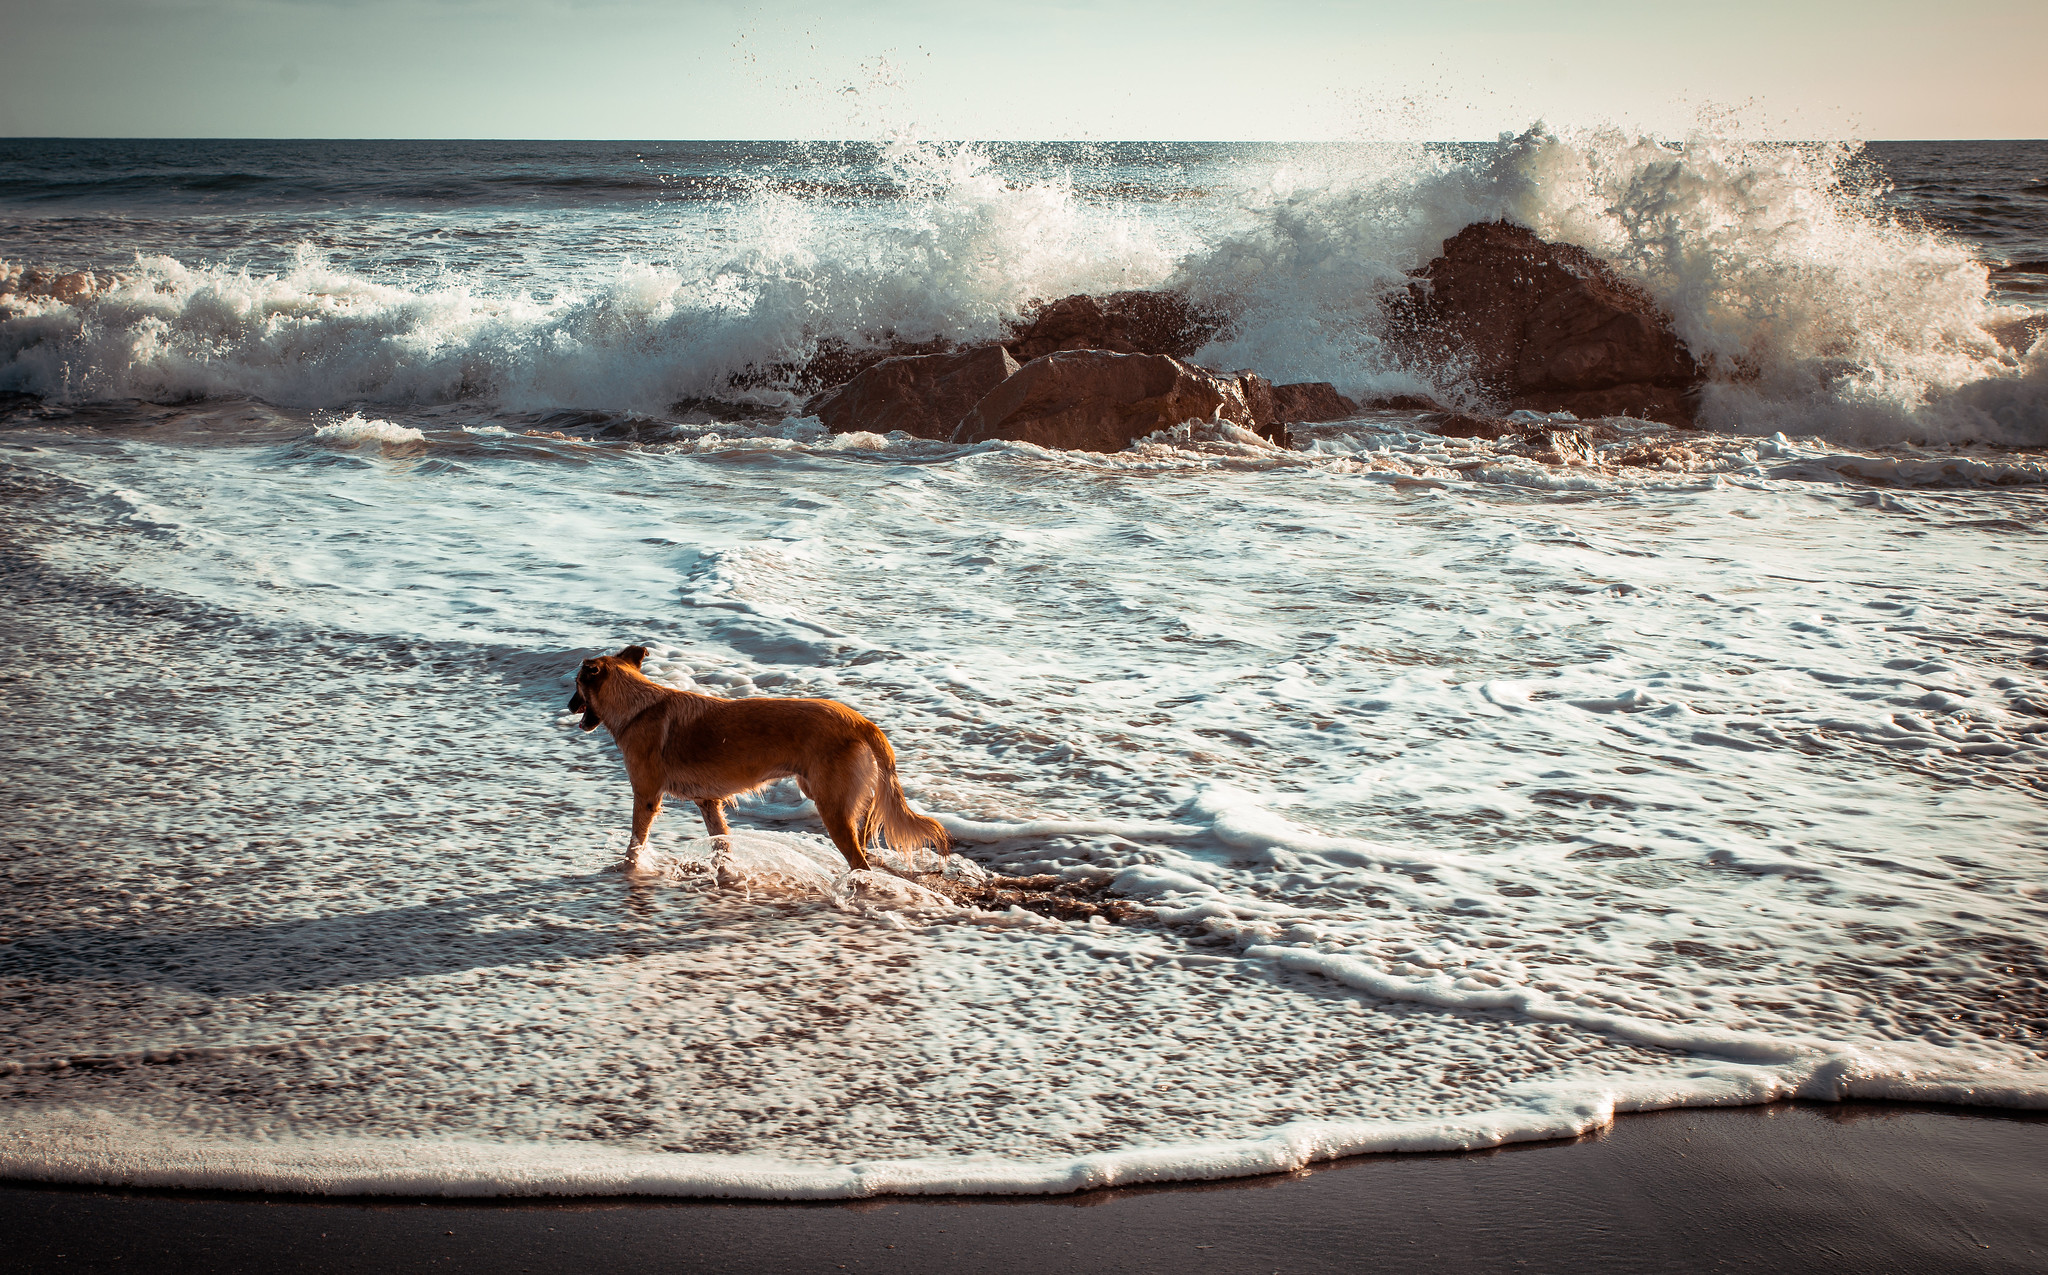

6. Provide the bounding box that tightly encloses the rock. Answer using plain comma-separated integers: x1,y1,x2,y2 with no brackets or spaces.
1513,429,1596,466
1217,370,1289,446
954,350,1253,452
724,290,1221,400
1007,295,1123,360
1269,382,1360,423
1111,291,1226,358
1613,442,1701,470
727,335,952,396
805,344,1020,440
1357,393,1444,412
1989,312,2047,355
1008,291,1223,361
669,397,795,425
1386,221,1701,426
1513,384,1694,424
921,870,1146,923
803,336,952,391
1426,411,1519,439
1233,370,1277,429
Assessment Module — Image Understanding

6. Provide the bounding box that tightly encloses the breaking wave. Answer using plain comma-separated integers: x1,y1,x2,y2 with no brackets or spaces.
1177,128,2046,447
1,128,2041,447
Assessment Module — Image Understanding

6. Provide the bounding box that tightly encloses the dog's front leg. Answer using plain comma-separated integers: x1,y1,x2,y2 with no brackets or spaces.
629,787,663,853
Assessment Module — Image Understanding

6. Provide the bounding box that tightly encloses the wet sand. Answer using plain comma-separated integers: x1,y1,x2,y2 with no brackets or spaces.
3,1101,2042,1273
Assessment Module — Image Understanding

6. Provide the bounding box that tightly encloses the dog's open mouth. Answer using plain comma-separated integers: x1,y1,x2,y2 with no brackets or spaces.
567,689,600,733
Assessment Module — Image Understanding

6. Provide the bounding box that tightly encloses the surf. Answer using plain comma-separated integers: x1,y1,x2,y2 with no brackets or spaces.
2,128,2040,447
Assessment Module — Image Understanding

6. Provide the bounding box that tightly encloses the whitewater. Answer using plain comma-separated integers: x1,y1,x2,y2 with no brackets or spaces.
1,130,2045,1198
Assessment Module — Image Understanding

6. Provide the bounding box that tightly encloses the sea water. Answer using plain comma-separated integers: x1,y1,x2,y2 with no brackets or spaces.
1,131,2044,1197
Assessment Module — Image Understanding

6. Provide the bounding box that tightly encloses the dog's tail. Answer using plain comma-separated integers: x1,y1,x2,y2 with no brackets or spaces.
855,719,951,858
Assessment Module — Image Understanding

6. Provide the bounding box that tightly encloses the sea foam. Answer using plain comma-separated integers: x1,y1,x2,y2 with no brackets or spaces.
1,129,2039,447
312,413,426,445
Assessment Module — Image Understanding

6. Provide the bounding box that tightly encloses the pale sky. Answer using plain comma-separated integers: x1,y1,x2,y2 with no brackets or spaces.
5,0,2042,140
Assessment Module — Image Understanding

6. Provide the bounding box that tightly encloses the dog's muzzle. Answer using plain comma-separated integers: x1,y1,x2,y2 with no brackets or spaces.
567,689,600,733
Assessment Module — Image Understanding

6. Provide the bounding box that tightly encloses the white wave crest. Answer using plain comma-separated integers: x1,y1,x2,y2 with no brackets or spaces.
0,143,1177,415
1174,126,2043,446
2,130,2040,447
311,413,425,445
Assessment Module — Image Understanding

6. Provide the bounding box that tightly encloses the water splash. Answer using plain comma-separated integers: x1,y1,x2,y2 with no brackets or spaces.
1179,126,2041,445
2,129,2040,445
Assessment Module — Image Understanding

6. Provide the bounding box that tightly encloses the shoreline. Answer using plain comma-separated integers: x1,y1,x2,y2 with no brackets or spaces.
4,1101,2043,1273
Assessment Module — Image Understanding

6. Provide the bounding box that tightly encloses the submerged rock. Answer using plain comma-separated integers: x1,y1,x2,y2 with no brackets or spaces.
1008,291,1224,361
1612,441,1703,470
922,871,1147,923
1989,312,2046,355
1512,428,1596,466
806,344,1020,439
1428,411,1520,440
1386,221,1701,426
954,350,1260,452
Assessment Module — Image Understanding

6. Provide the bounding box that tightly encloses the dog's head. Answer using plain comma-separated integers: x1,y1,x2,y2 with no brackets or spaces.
567,644,648,732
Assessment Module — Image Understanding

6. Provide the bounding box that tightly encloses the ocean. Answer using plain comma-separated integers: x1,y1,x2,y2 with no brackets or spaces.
1,131,2044,1197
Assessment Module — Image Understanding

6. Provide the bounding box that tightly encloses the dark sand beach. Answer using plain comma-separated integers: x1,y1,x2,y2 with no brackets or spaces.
4,1102,2043,1274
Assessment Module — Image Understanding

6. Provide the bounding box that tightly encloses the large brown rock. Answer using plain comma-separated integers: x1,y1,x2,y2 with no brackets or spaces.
1270,382,1360,423
724,289,1221,401
1214,369,1291,446
1008,291,1224,361
954,350,1267,452
1387,222,1700,426
1357,393,1447,412
805,344,1020,439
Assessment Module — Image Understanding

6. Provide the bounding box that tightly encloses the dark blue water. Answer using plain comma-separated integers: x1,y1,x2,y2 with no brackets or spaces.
3,138,2042,278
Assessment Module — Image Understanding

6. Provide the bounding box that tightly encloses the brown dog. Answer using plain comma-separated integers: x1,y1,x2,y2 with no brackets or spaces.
567,645,948,871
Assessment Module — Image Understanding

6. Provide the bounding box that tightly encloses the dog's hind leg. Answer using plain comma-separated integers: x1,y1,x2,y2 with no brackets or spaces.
696,799,731,837
814,798,873,873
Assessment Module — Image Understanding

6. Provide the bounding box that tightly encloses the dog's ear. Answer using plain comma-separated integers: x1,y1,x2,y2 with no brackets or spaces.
618,644,648,667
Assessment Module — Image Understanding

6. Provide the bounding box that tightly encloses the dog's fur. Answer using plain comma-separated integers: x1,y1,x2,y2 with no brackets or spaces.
568,645,949,871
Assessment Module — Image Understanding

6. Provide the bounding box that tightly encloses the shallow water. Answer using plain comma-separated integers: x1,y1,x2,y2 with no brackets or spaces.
1,134,2046,1196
